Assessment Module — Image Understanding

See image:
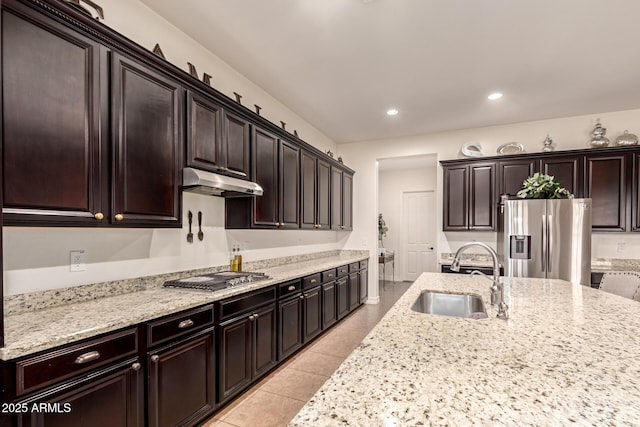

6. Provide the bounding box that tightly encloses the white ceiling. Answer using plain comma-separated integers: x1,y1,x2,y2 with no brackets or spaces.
139,0,640,144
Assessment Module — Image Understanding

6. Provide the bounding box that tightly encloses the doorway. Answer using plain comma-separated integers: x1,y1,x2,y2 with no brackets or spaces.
402,191,437,281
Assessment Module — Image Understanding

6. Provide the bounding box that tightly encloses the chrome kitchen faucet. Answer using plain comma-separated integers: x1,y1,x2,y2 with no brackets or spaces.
451,242,509,319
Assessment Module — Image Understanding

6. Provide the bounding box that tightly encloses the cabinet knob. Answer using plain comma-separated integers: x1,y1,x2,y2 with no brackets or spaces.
131,362,141,371
94,212,104,221
115,214,124,221
151,355,160,363
248,314,255,320
299,295,305,300
288,285,296,291
317,224,322,229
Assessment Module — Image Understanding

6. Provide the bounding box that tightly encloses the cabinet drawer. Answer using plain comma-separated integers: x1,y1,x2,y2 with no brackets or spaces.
302,273,321,290
278,279,302,298
218,286,276,321
336,265,349,277
147,304,214,347
359,260,368,270
16,328,138,396
321,268,337,283
348,262,360,273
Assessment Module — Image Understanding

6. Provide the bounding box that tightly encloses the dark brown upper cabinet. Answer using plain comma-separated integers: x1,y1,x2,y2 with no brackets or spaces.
226,128,300,229
497,158,537,197
330,166,354,231
584,152,629,231
301,151,331,230
539,155,583,197
186,91,250,179
2,3,182,228
443,162,495,231
111,52,183,227
1,4,108,226
633,152,640,232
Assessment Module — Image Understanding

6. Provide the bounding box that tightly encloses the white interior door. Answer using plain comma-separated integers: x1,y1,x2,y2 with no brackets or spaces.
403,191,437,281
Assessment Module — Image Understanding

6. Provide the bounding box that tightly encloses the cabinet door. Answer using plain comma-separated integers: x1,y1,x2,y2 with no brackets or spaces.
469,163,495,230
633,152,640,232
585,153,628,231
301,151,318,229
331,167,343,230
348,273,359,311
252,127,279,227
223,110,250,178
278,296,303,360
148,329,215,427
342,172,354,231
2,5,107,226
252,304,277,378
111,52,183,227
321,282,337,329
218,316,252,402
16,359,143,427
336,277,349,320
443,165,468,230
540,155,583,197
279,140,300,228
317,159,332,229
303,287,322,343
359,268,369,304
497,159,537,197
186,91,223,172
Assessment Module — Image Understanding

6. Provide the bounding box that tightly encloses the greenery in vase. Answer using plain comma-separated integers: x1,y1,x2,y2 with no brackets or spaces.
378,213,388,239
516,173,574,199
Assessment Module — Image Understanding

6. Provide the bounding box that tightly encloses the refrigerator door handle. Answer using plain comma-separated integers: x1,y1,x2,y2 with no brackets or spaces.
547,213,552,273
541,214,547,273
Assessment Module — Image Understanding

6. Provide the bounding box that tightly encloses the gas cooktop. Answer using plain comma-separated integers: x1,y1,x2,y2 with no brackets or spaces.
163,271,269,292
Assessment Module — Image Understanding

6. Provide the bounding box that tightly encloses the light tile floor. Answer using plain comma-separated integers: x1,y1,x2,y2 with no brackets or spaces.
201,280,412,427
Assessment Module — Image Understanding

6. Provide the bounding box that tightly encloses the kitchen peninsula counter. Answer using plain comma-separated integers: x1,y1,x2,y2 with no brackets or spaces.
290,273,640,426
0,251,368,361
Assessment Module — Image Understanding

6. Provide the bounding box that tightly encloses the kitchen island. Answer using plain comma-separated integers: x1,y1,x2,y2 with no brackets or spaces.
289,273,640,426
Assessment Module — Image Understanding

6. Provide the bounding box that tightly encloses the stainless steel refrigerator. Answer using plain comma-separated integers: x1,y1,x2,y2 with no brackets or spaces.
497,198,592,286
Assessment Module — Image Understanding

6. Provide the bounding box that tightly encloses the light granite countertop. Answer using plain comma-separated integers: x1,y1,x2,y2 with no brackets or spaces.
290,272,640,426
440,253,640,273
0,252,368,361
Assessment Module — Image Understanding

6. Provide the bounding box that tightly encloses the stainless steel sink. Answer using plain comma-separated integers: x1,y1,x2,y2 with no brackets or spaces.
411,291,488,319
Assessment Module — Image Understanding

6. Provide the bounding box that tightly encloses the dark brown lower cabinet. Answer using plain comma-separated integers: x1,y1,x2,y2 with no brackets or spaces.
217,303,276,404
336,277,349,320
348,273,360,311
359,268,369,304
321,282,337,329
15,358,143,427
147,328,215,427
278,294,303,359
302,286,322,343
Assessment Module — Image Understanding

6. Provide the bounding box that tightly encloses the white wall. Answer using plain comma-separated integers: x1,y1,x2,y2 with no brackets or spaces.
378,161,437,279
2,0,343,296
338,108,640,290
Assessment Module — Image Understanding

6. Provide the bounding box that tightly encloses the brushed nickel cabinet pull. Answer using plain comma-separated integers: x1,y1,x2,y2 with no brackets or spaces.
310,279,317,283
287,285,296,291
151,355,160,363
94,212,104,220
131,362,141,371
74,351,100,364
115,214,124,221
178,319,194,329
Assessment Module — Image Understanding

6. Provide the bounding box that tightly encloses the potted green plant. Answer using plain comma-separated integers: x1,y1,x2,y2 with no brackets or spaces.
516,173,574,199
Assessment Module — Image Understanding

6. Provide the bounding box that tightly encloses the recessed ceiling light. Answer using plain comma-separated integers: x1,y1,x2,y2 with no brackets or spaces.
488,92,503,100
386,108,399,116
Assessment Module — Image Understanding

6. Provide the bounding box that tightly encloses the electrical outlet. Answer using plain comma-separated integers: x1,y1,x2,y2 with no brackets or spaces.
70,250,86,272
616,242,626,253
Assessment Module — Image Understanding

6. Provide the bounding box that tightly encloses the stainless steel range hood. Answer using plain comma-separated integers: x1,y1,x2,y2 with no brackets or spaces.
182,167,263,197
